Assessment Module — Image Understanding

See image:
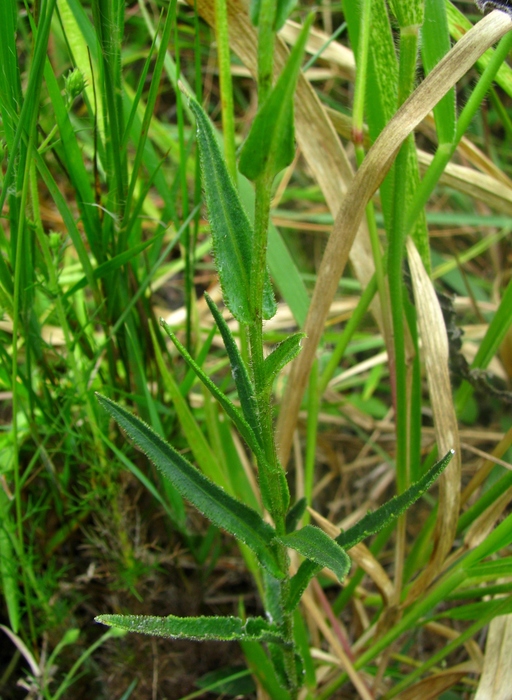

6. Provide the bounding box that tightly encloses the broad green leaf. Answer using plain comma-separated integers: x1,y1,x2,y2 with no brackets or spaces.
278,526,351,582
204,294,261,443
187,94,276,323
263,333,305,390
286,451,454,610
239,15,313,182
96,614,285,643
96,394,284,579
285,497,307,534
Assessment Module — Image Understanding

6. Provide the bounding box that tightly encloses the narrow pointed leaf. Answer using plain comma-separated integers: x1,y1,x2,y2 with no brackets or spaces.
187,94,276,322
285,497,307,534
263,333,305,390
286,451,454,610
336,450,455,550
96,394,284,579
238,15,313,181
159,321,280,514
278,525,350,582
160,320,261,456
96,614,285,643
204,294,261,442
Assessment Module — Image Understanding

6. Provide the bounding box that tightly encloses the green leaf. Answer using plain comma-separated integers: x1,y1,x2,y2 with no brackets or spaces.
250,0,298,31
263,333,305,390
336,450,454,550
0,490,20,633
160,320,260,455
286,451,454,610
96,394,284,579
150,321,229,491
421,0,455,146
187,94,276,323
239,15,313,182
285,497,307,534
96,614,285,643
204,294,261,442
159,320,282,515
278,525,350,582
274,0,299,30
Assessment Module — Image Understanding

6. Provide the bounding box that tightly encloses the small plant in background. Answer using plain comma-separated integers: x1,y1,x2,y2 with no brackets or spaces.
94,6,455,697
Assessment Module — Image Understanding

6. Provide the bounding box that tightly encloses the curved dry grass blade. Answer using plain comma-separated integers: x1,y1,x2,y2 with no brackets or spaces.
393,669,470,700
474,614,512,700
328,108,512,215
418,151,512,216
276,10,512,466
405,239,461,600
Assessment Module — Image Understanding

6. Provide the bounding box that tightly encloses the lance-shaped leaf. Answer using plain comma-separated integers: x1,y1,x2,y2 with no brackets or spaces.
285,497,307,534
278,525,350,582
238,15,313,182
263,333,305,391
96,614,285,644
96,394,284,579
187,94,276,323
159,320,281,514
285,450,455,611
204,294,261,443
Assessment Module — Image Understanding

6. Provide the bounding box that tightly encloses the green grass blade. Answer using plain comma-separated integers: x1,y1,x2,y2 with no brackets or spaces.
0,490,20,633
150,321,230,491
422,0,456,145
124,0,177,224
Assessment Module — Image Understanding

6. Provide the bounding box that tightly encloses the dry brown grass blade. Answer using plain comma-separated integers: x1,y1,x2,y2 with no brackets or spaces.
301,590,376,700
474,615,512,700
328,107,512,215
276,10,512,467
279,20,355,80
393,667,474,700
461,425,512,505
405,239,461,600
464,484,512,549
